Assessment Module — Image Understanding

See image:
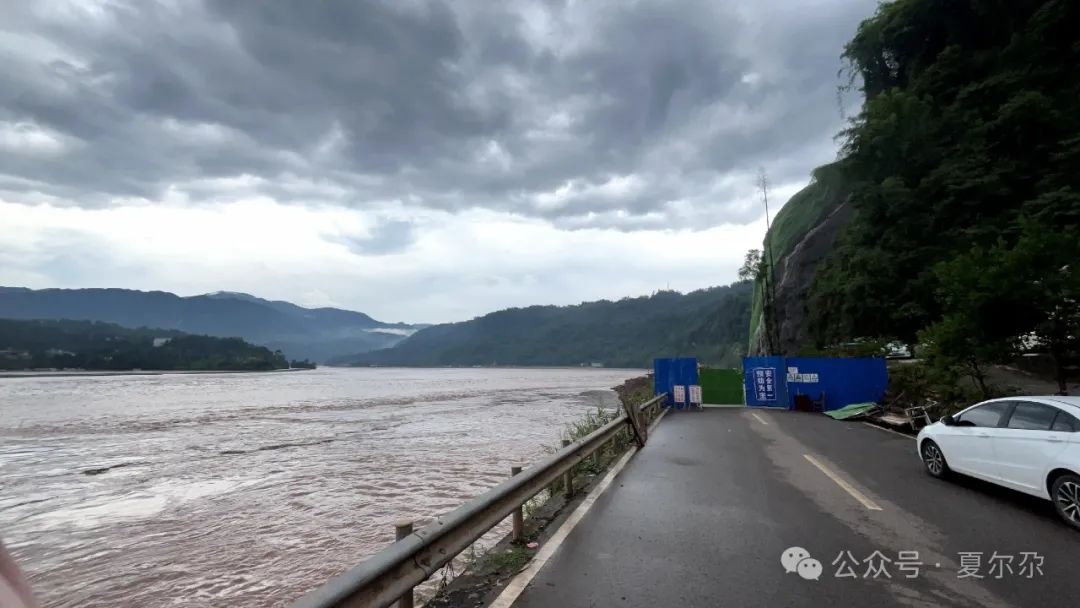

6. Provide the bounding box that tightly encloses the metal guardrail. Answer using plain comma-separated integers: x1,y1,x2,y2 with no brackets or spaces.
292,393,668,608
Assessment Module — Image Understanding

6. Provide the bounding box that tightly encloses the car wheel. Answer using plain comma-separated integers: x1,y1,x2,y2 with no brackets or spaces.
1051,473,1080,531
921,440,949,479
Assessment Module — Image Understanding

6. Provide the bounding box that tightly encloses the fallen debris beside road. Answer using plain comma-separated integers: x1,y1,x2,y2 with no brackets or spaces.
823,402,878,420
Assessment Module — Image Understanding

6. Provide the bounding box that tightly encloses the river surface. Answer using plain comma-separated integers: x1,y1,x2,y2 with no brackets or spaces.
0,367,642,607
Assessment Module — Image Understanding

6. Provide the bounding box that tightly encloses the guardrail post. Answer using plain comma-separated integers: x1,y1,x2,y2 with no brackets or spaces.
394,520,415,608
511,466,524,542
561,439,573,498
623,400,646,447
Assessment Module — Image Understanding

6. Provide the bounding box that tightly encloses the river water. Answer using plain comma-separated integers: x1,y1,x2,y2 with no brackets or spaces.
0,367,641,607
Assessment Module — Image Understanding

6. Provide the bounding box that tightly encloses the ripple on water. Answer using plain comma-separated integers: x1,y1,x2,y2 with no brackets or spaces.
0,367,643,607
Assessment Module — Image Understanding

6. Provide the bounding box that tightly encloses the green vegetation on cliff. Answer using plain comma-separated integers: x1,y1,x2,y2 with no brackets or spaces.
768,163,850,263
755,0,1079,393
811,0,1079,345
748,163,851,349
0,319,289,371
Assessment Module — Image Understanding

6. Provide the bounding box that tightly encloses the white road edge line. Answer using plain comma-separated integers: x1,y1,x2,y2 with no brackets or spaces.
751,412,769,426
861,421,916,440
487,408,668,608
803,453,883,511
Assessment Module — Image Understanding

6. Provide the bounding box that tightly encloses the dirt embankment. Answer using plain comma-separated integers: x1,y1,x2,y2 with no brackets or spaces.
613,374,653,407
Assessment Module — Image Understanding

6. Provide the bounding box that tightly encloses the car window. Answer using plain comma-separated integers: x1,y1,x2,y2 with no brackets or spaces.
955,402,1010,427
1051,411,1079,432
1005,401,1058,430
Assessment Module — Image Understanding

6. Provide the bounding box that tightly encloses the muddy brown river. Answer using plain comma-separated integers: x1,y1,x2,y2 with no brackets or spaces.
0,367,641,607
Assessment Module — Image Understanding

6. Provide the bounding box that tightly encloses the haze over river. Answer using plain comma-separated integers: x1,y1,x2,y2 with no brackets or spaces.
0,367,641,607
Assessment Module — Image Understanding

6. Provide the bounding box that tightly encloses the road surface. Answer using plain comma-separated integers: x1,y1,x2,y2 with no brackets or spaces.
510,408,1077,608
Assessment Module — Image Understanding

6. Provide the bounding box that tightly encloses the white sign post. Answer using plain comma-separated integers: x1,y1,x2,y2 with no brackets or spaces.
673,384,686,408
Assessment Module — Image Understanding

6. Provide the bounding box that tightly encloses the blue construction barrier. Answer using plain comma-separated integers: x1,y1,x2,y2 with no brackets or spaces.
653,357,699,407
743,356,787,408
743,356,888,411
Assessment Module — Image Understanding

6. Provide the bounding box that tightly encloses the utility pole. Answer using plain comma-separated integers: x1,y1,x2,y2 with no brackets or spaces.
758,168,779,355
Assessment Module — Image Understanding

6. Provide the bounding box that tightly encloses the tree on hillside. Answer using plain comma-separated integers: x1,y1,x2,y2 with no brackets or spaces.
920,245,1027,398
921,221,1080,395
737,249,763,282
1002,223,1080,394
806,0,1080,356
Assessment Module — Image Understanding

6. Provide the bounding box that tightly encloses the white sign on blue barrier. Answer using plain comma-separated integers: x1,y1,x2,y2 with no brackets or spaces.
753,367,777,402
787,367,820,383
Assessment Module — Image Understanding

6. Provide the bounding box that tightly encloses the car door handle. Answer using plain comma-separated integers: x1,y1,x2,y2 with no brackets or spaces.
1046,438,1064,443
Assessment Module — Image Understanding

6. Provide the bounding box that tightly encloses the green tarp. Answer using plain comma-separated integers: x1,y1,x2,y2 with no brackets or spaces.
699,368,744,405
823,402,878,420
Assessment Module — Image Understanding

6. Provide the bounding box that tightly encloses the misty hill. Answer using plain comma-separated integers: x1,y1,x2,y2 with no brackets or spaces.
333,282,753,368
0,318,287,371
0,287,419,362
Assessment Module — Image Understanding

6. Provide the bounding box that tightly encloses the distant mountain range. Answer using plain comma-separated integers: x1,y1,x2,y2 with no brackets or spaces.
1,282,754,368
0,287,420,362
332,282,753,368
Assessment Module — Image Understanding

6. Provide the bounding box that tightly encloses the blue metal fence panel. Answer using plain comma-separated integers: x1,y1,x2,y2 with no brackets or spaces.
743,356,786,408
653,357,699,406
654,358,671,402
784,357,888,411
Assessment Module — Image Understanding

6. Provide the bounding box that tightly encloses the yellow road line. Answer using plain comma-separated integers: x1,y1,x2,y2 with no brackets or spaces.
751,412,769,425
803,453,883,511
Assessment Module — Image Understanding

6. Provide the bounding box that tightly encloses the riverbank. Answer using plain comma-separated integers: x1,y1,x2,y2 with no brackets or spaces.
424,374,651,607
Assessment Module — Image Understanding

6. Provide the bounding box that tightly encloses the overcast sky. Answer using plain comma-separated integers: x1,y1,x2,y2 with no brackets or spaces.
0,0,874,323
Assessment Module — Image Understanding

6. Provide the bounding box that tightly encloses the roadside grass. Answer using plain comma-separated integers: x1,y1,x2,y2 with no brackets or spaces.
544,404,631,496
482,545,532,573
548,379,654,494
426,376,653,606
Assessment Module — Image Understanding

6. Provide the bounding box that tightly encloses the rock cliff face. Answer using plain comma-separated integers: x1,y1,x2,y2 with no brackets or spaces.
749,168,851,356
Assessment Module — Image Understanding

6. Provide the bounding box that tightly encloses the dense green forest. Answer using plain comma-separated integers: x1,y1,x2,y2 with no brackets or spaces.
335,282,753,368
0,319,291,371
757,0,1079,394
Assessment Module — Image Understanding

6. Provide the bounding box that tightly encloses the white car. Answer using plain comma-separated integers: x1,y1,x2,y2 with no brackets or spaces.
916,395,1080,530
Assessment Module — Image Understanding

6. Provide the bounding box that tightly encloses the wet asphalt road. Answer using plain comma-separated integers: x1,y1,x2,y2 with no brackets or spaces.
511,408,1079,608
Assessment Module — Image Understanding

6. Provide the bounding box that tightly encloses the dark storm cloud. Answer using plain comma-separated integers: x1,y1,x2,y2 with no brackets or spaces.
327,219,417,256
0,0,875,229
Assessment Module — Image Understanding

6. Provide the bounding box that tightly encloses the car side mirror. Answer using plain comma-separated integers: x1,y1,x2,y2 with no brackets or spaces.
941,414,956,426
